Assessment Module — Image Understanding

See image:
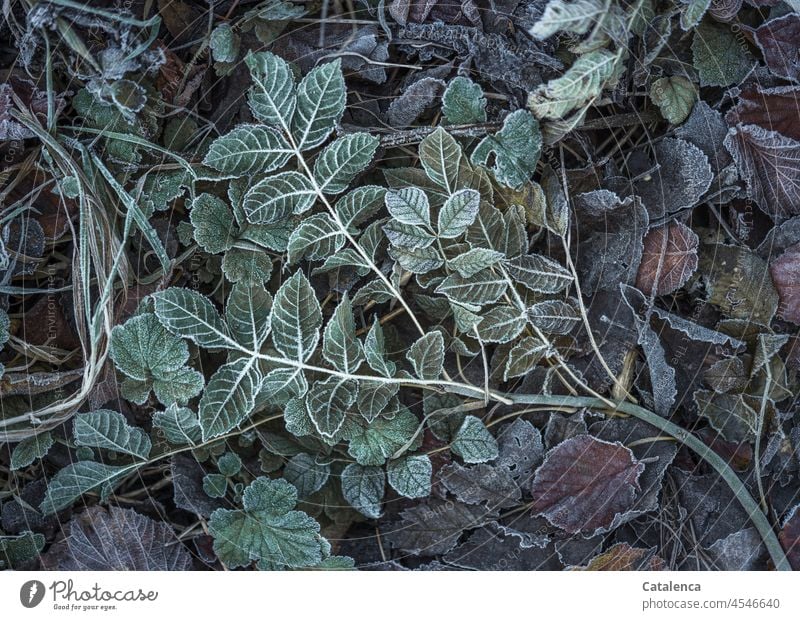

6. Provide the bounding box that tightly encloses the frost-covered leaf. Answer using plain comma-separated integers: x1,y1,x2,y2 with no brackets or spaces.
387,455,432,499
0,531,44,569
475,305,526,343
694,390,757,444
635,221,699,296
203,125,292,176
271,271,322,362
440,462,521,508
438,189,480,238
154,288,233,349
41,462,133,514
152,367,205,406
442,76,487,125
323,293,363,373
531,434,644,535
448,248,505,278
436,269,508,306
10,432,54,470
649,76,696,125
74,409,151,460
407,331,445,380
385,186,431,227
451,416,498,463
153,405,201,446
222,247,273,284
770,242,800,324
388,244,443,274
530,0,605,39
292,59,346,150
365,317,396,377
528,50,620,120
203,474,228,498
754,13,800,83
225,282,272,351
246,51,296,128
496,418,544,483
53,506,192,570
191,193,237,254
210,23,239,63
110,314,189,381
470,110,541,189
259,368,308,405
357,380,399,423
504,336,550,380
419,127,462,194
243,171,316,224
383,220,435,249
314,133,379,194
198,358,261,440
780,504,800,570
724,124,800,220
348,407,419,466
209,477,326,569
341,464,384,518
505,253,573,294
336,185,386,231
680,0,711,30
306,377,358,438
284,454,330,499
526,300,580,334
691,20,754,87
287,213,345,263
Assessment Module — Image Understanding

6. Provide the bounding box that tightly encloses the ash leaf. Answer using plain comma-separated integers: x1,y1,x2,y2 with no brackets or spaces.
154,405,201,446
341,464,385,518
288,213,345,263
470,110,541,189
41,462,133,515
336,186,386,232
313,133,380,195
419,127,463,194
246,51,296,129
198,358,261,440
407,331,445,380
474,305,526,344
154,288,233,350
323,293,364,374
306,377,358,438
74,409,151,460
448,248,505,278
505,253,573,294
531,434,644,535
451,416,498,464
225,282,272,351
385,187,431,227
53,506,192,570
347,407,419,466
442,76,487,125
243,171,316,225
435,268,508,306
387,455,432,499
284,454,330,499
440,462,521,508
203,125,292,176
438,189,481,238
292,59,346,151
526,300,580,335
504,336,550,381
635,221,699,296
364,317,396,378
271,271,322,363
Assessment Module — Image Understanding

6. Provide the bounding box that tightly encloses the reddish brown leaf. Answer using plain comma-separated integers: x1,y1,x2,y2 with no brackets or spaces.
754,13,800,82
727,84,800,142
635,221,699,296
770,242,800,324
779,504,800,570
569,542,665,570
724,123,800,220
530,434,644,535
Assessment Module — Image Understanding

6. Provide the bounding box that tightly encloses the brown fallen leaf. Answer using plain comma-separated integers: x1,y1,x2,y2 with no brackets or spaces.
635,221,698,296
769,242,800,324
569,542,665,570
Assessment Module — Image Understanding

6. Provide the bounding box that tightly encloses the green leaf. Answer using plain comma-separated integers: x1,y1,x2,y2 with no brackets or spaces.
504,336,550,380
436,268,508,306
198,358,261,440
243,171,316,225
348,407,419,466
649,76,696,125
442,76,487,125
210,23,239,63
222,247,273,284
306,377,358,438
0,531,45,569
259,368,308,405
245,51,296,129
357,381,399,423
448,248,505,277
218,452,243,476
323,293,364,373
154,288,234,349
528,50,620,120
341,464,384,518
383,220,436,249
387,455,432,499
204,473,228,498
287,213,345,263
471,110,541,189
407,331,445,380
526,299,580,334
153,404,201,445
680,0,711,30
530,0,605,39
74,409,151,459
225,282,272,351
451,416,499,463
271,271,322,362
419,127,462,194
41,461,133,514
203,125,292,176
438,189,480,238
10,432,54,470
110,314,189,382
364,317,396,377
208,477,326,569
313,133,379,194
335,185,387,231
292,59,346,150
385,186,431,227
475,306,526,343
284,453,330,499
191,193,237,254
504,253,573,294
691,21,754,87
